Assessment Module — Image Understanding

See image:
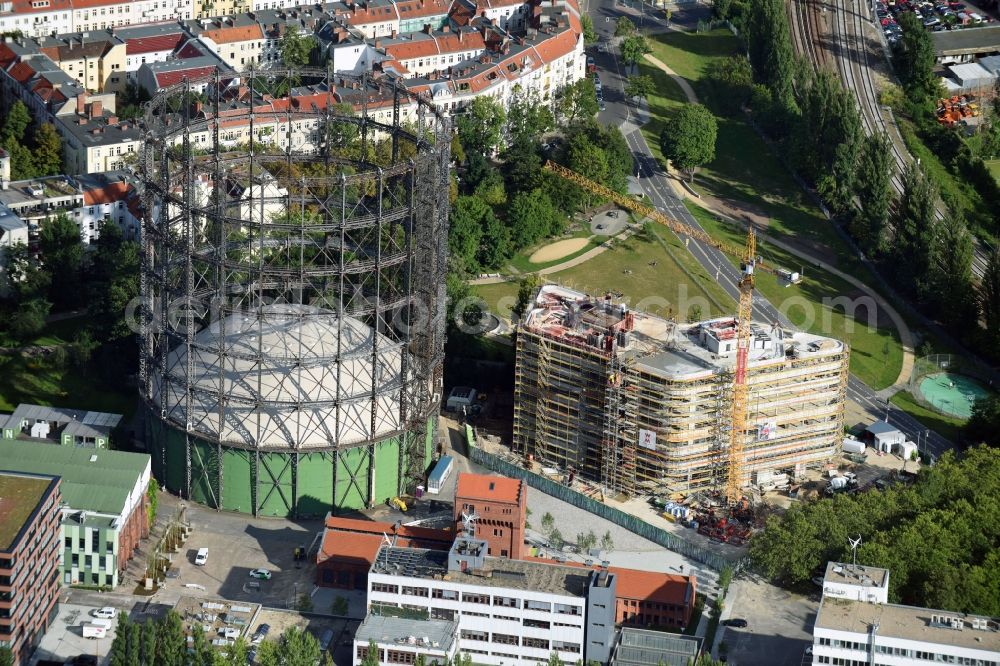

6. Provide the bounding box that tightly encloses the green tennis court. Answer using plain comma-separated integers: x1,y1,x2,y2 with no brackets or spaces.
917,372,991,420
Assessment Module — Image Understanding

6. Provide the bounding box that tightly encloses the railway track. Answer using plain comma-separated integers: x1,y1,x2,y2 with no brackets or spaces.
795,0,993,276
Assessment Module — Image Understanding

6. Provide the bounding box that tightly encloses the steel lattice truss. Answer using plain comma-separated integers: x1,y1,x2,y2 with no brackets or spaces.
138,67,449,483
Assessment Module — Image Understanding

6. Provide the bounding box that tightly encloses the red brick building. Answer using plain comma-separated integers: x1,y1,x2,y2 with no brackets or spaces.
0,471,62,665
454,473,527,559
316,516,453,590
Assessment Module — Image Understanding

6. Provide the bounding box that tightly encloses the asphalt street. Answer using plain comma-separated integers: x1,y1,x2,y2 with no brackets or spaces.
581,0,953,457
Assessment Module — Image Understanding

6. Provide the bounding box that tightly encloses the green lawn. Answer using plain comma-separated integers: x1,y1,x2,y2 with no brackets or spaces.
473,281,521,320
641,31,858,268
546,222,735,319
890,390,966,443
986,159,1000,185
0,354,136,419
687,204,904,390
0,315,88,348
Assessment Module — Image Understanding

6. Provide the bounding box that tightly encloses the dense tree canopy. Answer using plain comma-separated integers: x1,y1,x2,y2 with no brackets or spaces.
853,132,893,257
39,213,83,309
557,78,599,124
896,12,939,102
751,446,1000,615
457,97,507,156
280,26,318,68
659,104,718,182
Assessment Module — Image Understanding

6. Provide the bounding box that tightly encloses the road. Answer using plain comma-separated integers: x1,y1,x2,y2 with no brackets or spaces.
582,0,953,457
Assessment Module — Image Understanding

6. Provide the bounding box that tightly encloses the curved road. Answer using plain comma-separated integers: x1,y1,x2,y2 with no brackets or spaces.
585,0,952,456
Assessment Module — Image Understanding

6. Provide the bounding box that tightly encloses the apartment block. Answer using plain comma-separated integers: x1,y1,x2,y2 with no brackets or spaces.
0,471,61,665
811,562,1000,665
514,285,849,497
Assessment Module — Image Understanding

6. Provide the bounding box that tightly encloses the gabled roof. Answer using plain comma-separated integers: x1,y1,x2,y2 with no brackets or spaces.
82,181,131,205
201,24,265,45
154,64,220,89
125,32,186,55
455,473,523,504
7,0,72,15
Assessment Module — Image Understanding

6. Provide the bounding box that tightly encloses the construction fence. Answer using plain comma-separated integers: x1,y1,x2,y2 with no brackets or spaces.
466,427,748,574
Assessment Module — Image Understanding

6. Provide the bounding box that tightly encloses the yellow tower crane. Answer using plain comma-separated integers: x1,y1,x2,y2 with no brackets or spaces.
543,161,768,504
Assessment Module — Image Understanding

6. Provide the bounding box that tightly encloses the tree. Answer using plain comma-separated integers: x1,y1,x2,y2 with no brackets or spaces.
280,25,317,67
332,595,349,615
620,35,652,69
581,14,597,43
478,207,512,269
140,618,158,665
362,640,381,666
507,92,554,144
88,221,141,343
557,78,599,124
549,528,564,549
659,104,718,182
624,74,656,102
147,477,159,526
718,565,734,594
109,613,132,666
32,122,62,176
577,529,597,552
888,161,938,298
190,625,215,666
705,55,753,116
322,102,360,155
118,83,151,121
600,530,615,552
0,100,31,144
451,133,466,165
853,132,893,257
280,627,322,664
474,168,507,206
512,274,541,323
896,12,939,102
458,96,506,155
448,195,486,274
217,638,250,666
980,246,1000,348
745,0,796,113
8,298,50,341
927,211,977,328
4,242,50,301
2,140,34,181
540,511,555,537
156,611,186,666
0,646,11,666
966,394,1000,447
502,138,543,195
39,213,83,309
508,190,562,250
615,16,636,37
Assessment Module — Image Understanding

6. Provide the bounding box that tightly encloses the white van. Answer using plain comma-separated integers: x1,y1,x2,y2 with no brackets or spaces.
92,607,118,620
219,627,240,640
82,624,107,639
90,618,114,630
195,548,209,565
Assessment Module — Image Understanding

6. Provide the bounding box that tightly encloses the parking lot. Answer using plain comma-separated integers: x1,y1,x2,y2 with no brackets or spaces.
720,575,816,665
32,603,117,665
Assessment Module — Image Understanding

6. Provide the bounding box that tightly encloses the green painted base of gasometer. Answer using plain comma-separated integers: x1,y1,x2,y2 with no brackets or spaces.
145,410,436,517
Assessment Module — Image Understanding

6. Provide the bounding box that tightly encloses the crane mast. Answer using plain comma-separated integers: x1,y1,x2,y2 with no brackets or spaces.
541,161,761,504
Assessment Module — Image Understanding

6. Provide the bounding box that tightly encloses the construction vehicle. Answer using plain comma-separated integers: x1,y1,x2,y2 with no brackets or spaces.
543,161,773,505
388,496,408,512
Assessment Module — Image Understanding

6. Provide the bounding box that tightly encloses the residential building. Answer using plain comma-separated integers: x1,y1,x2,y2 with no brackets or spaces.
514,284,849,497
36,31,127,93
55,93,143,173
0,440,151,588
0,471,61,665
0,0,74,40
366,535,618,666
316,515,454,590
1,403,123,448
183,14,265,69
120,23,189,84
811,561,1000,665
454,473,526,560
353,615,459,666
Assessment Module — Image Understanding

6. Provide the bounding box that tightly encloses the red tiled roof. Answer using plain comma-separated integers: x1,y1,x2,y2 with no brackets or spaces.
384,37,439,61
0,43,19,69
125,33,185,55
202,24,264,45
83,181,131,206
11,0,72,14
530,26,577,64
344,2,400,26
154,65,218,89
176,41,206,59
69,0,128,8
318,516,453,565
456,473,523,504
534,557,695,605
8,61,36,85
396,0,451,18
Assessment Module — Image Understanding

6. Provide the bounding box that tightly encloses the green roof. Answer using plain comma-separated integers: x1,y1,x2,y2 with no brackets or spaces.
0,441,149,516
0,471,57,551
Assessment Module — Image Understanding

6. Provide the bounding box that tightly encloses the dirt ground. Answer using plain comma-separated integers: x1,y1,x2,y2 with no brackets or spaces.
528,237,590,263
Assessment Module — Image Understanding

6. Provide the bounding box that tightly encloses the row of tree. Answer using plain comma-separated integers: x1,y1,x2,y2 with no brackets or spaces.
710,0,1000,359
108,611,331,666
750,445,1000,615
1,100,63,181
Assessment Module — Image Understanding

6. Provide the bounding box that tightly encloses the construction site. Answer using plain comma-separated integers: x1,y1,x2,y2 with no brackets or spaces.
513,284,850,502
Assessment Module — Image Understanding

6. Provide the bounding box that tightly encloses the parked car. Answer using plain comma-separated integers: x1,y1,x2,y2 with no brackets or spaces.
219,627,241,640
248,568,272,580
195,548,209,565
319,628,335,652
92,607,118,620
586,55,596,73
723,618,749,628
252,623,270,645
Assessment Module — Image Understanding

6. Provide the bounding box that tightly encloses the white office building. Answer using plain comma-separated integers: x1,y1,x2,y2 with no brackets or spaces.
362,535,618,666
811,561,1000,666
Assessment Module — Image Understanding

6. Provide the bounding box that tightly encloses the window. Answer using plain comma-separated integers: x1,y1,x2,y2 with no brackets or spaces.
461,630,488,642
493,596,519,608
525,600,551,612
432,588,458,600
430,607,455,621
552,642,580,654
387,651,416,664
401,586,428,597
523,619,549,629
372,583,398,594
462,592,489,605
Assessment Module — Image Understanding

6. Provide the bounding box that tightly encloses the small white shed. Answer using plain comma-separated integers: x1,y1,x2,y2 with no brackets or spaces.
867,421,906,454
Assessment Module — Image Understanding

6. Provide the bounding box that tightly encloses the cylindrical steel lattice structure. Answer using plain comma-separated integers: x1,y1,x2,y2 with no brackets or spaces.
138,68,450,517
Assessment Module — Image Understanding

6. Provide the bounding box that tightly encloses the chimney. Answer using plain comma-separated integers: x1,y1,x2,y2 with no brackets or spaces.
108,114,118,124
76,92,87,114
390,29,397,38
374,39,381,48
423,23,431,34
90,100,103,119
458,30,463,42
443,25,450,33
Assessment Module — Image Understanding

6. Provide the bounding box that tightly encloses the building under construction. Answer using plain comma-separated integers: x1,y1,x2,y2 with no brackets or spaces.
513,285,850,497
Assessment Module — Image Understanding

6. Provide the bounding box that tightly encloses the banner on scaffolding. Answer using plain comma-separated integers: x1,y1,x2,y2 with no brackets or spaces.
638,429,657,450
757,420,777,441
